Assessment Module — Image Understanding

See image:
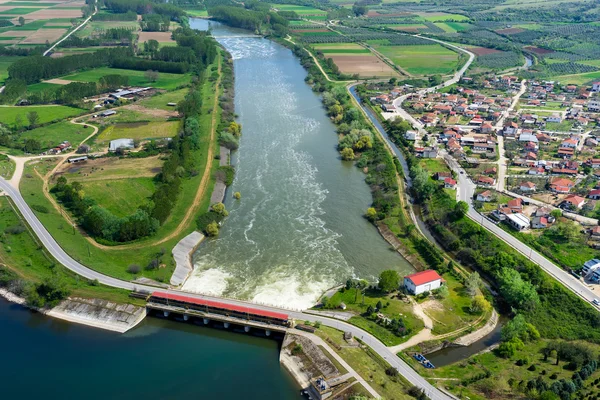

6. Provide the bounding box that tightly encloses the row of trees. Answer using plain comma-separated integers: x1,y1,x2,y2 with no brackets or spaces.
209,5,289,35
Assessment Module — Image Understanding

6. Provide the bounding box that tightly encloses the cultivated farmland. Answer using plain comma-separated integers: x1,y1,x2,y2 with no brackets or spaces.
61,67,191,90
369,42,460,75
0,105,86,128
96,121,180,143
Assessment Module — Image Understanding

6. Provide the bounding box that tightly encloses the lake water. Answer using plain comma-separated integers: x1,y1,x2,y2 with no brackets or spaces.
0,299,298,399
184,19,413,309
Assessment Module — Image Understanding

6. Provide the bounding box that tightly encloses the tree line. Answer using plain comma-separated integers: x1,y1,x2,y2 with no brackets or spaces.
209,4,289,36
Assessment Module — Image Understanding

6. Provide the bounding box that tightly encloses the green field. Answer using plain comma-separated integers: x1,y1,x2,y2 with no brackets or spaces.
0,156,15,179
418,12,470,22
554,70,600,85
0,7,42,15
80,178,155,217
434,22,457,33
96,121,180,142
272,4,327,15
370,43,459,75
20,121,93,150
62,67,191,90
185,9,208,17
3,1,59,5
139,88,187,111
0,105,86,129
26,82,61,93
445,22,472,31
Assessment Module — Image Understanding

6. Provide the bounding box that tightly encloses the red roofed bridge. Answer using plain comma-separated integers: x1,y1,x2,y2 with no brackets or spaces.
147,292,291,335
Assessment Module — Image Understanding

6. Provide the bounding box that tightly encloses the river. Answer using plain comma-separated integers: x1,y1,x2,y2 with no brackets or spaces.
183,19,413,309
0,298,298,399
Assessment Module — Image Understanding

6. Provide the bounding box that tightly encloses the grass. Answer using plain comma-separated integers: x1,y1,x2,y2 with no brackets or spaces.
370,43,459,75
0,197,142,305
60,156,163,182
185,9,208,17
20,121,92,150
16,52,222,283
139,89,187,111
326,287,425,346
0,105,87,129
445,22,471,32
80,177,155,217
315,326,413,400
0,156,15,179
434,22,457,33
26,82,61,93
95,109,165,124
96,121,180,143
62,67,191,91
0,8,43,15
273,4,327,15
554,70,600,85
418,12,470,22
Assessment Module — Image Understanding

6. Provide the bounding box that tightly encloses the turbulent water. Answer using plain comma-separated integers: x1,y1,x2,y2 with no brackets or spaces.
183,20,413,309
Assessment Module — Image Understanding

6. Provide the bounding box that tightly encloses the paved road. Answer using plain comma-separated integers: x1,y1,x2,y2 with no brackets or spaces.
43,0,97,56
0,177,452,400
444,156,600,307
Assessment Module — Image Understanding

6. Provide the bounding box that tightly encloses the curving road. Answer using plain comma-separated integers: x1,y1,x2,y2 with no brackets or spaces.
0,176,453,400
43,0,97,57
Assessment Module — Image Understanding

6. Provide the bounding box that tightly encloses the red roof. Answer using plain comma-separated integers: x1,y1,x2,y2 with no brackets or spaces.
405,270,442,286
151,292,289,321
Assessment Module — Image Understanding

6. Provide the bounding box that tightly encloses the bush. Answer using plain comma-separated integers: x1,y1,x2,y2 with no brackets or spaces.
528,364,537,371
292,343,303,355
550,373,558,380
219,131,239,150
385,367,399,377
196,211,224,231
206,221,219,237
5,225,26,235
31,204,49,213
127,264,141,274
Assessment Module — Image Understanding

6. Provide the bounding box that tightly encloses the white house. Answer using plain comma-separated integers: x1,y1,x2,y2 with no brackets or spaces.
588,100,600,112
477,190,493,202
592,82,600,92
109,138,135,152
405,130,417,141
547,113,562,123
403,270,443,295
505,213,530,231
582,259,600,277
520,181,537,192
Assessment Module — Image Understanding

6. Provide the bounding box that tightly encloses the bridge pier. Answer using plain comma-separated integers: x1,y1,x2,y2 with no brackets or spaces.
163,311,170,317
203,318,209,325
244,326,250,333
183,314,189,321
224,322,230,329
265,329,271,337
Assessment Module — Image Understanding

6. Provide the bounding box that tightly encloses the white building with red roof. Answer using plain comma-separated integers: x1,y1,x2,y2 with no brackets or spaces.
403,270,443,295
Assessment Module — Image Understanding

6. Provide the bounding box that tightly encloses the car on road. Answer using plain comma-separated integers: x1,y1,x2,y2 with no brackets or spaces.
460,171,464,174
593,299,599,306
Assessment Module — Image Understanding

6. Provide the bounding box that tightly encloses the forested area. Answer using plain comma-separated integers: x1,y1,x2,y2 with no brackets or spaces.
209,4,289,35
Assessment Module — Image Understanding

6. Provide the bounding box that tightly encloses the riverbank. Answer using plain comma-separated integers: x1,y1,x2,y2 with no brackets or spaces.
0,288,145,333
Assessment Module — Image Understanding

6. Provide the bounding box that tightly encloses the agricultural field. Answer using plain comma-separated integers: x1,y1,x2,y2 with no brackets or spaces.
60,67,191,90
184,9,208,17
312,42,370,54
79,177,156,217
138,88,187,111
95,121,180,143
138,31,176,47
272,4,327,20
57,156,163,182
416,12,470,22
20,121,93,150
0,0,83,46
0,105,86,128
369,42,459,75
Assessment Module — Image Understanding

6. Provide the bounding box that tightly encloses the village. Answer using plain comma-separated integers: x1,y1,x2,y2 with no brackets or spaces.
370,75,600,282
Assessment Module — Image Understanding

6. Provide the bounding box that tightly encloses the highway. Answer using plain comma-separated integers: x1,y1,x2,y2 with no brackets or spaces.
0,177,453,400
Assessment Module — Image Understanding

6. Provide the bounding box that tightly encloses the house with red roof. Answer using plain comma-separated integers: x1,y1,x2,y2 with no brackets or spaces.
550,178,575,193
520,181,536,192
476,175,496,186
403,270,443,295
589,189,600,200
562,195,585,209
444,177,457,189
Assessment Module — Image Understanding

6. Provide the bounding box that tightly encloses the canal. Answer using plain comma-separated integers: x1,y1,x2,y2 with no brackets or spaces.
0,299,298,399
183,19,414,309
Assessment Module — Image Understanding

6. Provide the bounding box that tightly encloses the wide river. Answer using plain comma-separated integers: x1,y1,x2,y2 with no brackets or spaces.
0,298,298,398
184,19,413,309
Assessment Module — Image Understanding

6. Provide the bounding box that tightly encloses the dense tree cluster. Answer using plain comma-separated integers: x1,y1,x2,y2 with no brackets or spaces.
209,5,289,35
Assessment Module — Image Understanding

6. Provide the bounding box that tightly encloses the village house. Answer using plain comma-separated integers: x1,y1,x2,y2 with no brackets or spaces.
531,216,549,229
435,172,452,181
547,113,562,123
477,190,493,202
444,177,457,189
405,130,417,141
476,175,496,186
507,198,523,212
403,270,443,295
528,166,546,175
520,181,536,192
589,189,600,200
561,194,585,209
550,178,575,193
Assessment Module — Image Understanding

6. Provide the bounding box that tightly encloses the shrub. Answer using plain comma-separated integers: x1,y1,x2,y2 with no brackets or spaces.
127,264,141,274
31,204,49,213
528,364,537,371
292,343,303,355
219,131,239,150
206,221,219,237
5,225,26,235
550,373,558,380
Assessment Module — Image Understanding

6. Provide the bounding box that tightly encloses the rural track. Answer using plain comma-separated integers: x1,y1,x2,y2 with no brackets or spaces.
43,0,98,57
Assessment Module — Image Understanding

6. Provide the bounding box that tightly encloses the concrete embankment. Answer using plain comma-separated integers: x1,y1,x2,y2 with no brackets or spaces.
47,298,146,333
210,146,231,206
170,231,205,286
454,310,499,346
0,289,145,333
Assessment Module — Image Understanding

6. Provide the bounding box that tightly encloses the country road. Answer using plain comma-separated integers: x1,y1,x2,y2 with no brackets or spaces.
43,0,97,57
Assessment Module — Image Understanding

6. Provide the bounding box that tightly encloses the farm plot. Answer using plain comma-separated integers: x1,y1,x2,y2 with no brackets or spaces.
327,54,399,78
19,27,65,43
477,51,523,70
96,121,180,143
0,105,86,128
313,42,370,54
79,178,156,217
416,12,470,22
389,23,427,32
138,31,175,45
274,4,327,17
469,47,502,56
370,43,459,75
61,67,191,90
20,121,92,150
138,88,187,111
57,156,163,182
